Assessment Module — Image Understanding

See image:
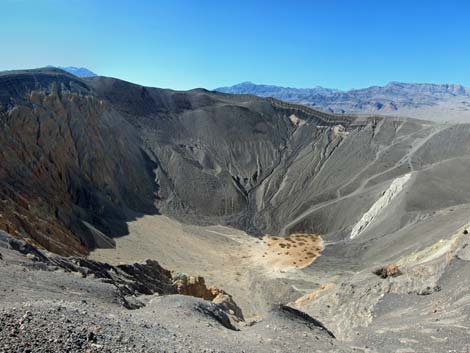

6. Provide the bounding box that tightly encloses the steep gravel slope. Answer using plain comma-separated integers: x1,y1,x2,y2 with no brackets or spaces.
0,69,157,255
2,68,470,352
6,68,467,257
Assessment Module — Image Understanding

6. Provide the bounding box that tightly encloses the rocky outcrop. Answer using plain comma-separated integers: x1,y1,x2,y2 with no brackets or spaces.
3,69,470,353
172,273,215,300
0,230,243,319
171,272,244,320
0,69,157,255
373,263,402,278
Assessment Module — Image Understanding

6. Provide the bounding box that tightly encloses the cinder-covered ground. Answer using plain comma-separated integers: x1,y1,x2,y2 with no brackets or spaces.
0,232,350,353
89,206,470,352
2,68,470,352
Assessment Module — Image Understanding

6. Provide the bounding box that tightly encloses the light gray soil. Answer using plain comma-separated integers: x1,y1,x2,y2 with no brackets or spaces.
0,234,352,353
2,69,470,352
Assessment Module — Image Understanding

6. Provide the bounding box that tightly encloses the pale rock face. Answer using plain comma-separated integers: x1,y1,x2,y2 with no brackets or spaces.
3,69,470,352
350,173,412,239
332,124,348,137
288,114,306,127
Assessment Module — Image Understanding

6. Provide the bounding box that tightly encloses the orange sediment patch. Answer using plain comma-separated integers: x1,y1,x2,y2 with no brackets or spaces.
254,233,324,270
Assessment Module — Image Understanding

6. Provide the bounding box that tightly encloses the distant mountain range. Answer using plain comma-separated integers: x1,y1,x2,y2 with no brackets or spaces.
37,69,470,122
3,68,470,352
216,81,470,122
216,81,339,98
47,66,97,78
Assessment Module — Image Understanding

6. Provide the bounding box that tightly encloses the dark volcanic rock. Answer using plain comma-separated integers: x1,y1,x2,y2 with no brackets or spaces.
0,69,157,255
275,305,336,338
0,230,243,316
3,68,470,264
194,301,239,331
0,68,371,254
0,230,175,307
3,70,470,353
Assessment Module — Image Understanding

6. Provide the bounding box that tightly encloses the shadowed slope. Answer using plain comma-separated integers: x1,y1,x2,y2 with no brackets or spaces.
0,69,157,255
3,69,470,260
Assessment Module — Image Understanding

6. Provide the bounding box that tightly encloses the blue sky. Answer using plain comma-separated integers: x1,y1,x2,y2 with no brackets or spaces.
2,0,470,90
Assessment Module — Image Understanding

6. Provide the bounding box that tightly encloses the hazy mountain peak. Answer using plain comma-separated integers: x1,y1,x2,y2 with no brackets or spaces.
216,81,337,99
2,68,470,352
216,80,470,121
47,65,97,77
